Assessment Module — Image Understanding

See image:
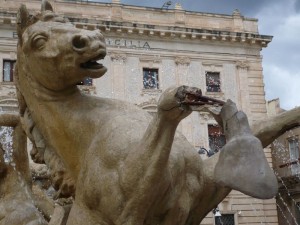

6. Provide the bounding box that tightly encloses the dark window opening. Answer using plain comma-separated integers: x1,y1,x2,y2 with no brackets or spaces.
3,60,16,82
289,138,299,160
206,71,221,92
13,32,18,39
215,214,235,225
143,68,159,89
288,137,300,175
77,77,93,86
208,124,226,153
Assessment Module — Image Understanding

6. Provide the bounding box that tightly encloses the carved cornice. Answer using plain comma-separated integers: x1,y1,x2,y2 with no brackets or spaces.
110,53,127,63
139,55,161,64
0,97,18,112
175,56,190,66
236,60,249,70
141,89,162,96
0,5,272,48
205,92,225,100
202,62,223,72
202,62,223,67
0,84,17,98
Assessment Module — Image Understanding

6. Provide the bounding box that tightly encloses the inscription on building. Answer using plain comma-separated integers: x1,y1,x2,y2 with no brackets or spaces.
106,38,151,49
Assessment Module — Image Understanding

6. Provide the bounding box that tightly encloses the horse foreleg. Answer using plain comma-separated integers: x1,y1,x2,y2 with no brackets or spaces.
205,100,277,199
117,86,195,224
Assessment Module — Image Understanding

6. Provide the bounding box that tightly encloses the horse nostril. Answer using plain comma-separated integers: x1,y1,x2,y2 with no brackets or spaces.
72,35,88,50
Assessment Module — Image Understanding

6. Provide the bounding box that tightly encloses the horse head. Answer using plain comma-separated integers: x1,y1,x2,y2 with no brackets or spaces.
16,0,107,91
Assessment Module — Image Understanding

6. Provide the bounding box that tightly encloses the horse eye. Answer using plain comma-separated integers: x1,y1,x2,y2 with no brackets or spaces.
32,35,47,49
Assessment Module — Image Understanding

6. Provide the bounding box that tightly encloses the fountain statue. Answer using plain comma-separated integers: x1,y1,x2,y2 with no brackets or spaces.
0,0,299,224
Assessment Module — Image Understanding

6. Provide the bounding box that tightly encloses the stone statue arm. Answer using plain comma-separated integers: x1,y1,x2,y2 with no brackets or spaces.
118,86,194,224
251,106,300,148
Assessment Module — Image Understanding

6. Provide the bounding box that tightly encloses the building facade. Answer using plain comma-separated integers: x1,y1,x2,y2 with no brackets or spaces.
0,0,278,224
268,99,300,225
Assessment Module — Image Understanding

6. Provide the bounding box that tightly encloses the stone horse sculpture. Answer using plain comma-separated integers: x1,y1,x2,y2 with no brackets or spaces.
6,0,286,224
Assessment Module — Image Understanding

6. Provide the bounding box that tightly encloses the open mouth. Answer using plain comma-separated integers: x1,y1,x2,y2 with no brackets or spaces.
80,52,106,70
181,93,225,106
175,86,225,111
180,92,225,113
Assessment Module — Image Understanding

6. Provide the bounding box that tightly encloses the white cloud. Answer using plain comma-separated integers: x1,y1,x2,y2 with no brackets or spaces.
264,65,300,109
256,0,300,109
277,15,300,42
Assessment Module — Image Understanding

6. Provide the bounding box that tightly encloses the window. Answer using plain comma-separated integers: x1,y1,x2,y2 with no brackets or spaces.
289,137,299,175
143,68,159,89
215,214,235,225
77,77,92,86
208,124,226,152
3,60,16,82
206,71,221,92
289,138,299,160
13,32,18,39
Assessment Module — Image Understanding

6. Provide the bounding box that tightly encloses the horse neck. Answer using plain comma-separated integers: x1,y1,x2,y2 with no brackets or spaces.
16,63,80,109
16,62,83,176
15,62,83,139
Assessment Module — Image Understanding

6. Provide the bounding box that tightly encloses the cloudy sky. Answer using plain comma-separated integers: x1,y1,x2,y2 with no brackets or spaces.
92,0,300,110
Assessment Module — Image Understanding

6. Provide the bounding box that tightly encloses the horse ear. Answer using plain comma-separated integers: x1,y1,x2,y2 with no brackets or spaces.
41,0,54,12
17,4,30,42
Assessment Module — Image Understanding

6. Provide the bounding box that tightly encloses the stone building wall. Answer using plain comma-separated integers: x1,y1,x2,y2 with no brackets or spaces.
268,99,300,225
0,0,278,224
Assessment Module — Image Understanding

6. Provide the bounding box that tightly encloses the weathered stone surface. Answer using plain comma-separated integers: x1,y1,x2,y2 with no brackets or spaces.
0,124,47,225
1,0,297,224
214,100,277,199
48,205,71,225
252,106,300,147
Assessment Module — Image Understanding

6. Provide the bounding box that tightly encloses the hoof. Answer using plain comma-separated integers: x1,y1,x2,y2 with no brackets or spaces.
215,135,278,199
214,100,278,199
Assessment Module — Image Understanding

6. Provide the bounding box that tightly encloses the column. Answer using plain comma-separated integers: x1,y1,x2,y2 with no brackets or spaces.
110,53,127,100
